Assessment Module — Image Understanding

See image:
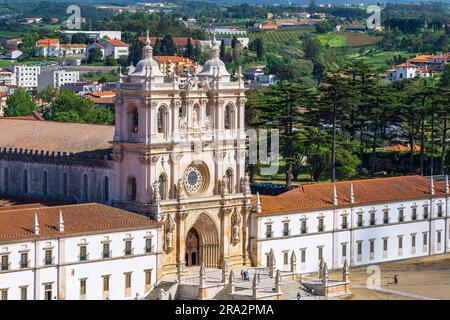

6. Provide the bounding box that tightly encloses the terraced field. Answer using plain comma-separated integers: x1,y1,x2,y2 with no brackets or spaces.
249,27,314,44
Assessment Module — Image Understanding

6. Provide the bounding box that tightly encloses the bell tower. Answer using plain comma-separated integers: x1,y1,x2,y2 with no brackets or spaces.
111,34,252,275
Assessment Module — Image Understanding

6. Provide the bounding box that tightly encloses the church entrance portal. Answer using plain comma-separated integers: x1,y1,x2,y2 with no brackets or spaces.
184,213,220,268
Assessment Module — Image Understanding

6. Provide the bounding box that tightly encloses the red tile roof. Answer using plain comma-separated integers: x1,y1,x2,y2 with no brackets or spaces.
0,203,156,243
384,144,421,152
256,175,444,215
154,55,194,64
102,39,130,47
0,118,114,153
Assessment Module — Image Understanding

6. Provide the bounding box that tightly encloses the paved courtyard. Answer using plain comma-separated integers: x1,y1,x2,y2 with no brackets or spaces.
330,253,450,300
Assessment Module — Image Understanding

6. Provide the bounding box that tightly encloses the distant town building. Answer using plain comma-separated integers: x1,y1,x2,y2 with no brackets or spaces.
13,65,41,90
5,38,23,48
99,39,130,60
59,44,87,56
37,68,80,91
427,52,450,72
4,49,22,60
386,62,430,81
0,68,15,86
36,38,60,57
86,43,107,60
62,30,122,42
154,55,196,76
204,27,247,35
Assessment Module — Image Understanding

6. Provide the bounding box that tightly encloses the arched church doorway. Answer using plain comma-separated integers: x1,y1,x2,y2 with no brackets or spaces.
184,213,220,268
185,228,200,267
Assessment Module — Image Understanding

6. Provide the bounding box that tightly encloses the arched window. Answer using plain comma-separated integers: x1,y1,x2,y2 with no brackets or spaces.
42,171,48,195
224,104,233,130
157,106,167,134
158,175,167,200
127,177,137,201
62,173,68,197
226,168,233,194
3,167,9,193
104,176,109,202
128,107,139,135
82,173,88,201
23,169,28,194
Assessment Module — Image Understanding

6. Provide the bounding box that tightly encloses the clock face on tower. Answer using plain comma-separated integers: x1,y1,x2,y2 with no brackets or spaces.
184,163,209,196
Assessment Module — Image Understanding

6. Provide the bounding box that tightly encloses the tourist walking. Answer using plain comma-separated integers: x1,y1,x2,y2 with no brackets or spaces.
393,274,398,285
297,292,301,300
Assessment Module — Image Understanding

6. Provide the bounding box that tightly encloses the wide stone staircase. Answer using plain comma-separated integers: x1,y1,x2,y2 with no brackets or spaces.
145,281,178,300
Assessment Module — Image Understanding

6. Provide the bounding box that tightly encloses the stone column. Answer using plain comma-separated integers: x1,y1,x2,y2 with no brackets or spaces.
220,207,232,265
343,259,349,283
176,211,188,266
177,259,184,283
198,263,208,299
229,271,235,296
268,248,276,277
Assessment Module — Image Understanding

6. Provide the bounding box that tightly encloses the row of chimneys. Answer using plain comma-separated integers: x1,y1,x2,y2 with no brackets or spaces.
32,209,64,235
254,176,449,214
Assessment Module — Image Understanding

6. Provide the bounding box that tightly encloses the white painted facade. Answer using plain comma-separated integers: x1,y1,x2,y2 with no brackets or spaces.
253,196,448,274
14,65,41,90
53,70,80,88
0,227,158,300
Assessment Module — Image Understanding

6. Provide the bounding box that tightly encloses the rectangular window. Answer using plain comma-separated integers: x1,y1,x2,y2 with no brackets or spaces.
44,284,52,300
266,224,273,238
357,241,362,255
145,270,152,287
80,279,86,296
20,286,27,300
124,240,133,256
300,220,307,234
383,238,388,251
357,214,363,227
423,233,428,245
437,205,443,217
301,249,306,263
342,243,347,257
318,218,324,232
370,212,376,225
398,237,403,249
103,276,110,292
124,273,132,297
398,209,404,222
145,238,153,253
20,252,28,268
423,206,429,219
437,231,442,244
383,211,389,224
412,208,417,220
79,245,88,261
44,250,53,265
370,240,375,254
318,247,323,261
412,234,416,248
283,222,290,236
103,243,110,258
1,289,7,300
283,252,288,265
1,255,9,271
342,216,348,229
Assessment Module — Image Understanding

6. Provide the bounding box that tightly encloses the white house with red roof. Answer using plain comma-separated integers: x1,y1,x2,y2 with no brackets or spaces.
99,39,130,59
86,42,107,60
386,62,430,81
36,38,60,57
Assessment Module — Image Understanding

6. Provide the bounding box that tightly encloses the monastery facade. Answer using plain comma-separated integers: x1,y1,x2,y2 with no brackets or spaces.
1,34,450,290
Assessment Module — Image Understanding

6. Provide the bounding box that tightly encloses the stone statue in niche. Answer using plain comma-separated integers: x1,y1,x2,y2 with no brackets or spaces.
153,180,161,202
164,214,175,252
192,109,200,128
231,208,241,245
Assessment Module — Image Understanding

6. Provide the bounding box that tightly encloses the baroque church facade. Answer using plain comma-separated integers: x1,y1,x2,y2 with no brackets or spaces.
0,34,252,277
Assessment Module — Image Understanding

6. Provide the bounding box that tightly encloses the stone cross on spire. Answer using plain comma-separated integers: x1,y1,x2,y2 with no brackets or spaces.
210,34,220,60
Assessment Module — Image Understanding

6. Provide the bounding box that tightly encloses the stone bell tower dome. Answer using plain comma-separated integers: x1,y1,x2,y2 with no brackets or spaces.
198,36,230,82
